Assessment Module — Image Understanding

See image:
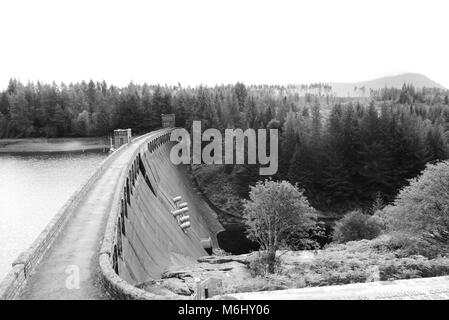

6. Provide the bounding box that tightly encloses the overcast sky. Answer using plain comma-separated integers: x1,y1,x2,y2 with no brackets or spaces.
0,0,448,88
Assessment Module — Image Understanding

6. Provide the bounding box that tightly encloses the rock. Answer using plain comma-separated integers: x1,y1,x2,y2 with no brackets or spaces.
161,278,193,296
136,280,183,298
204,267,233,272
197,253,255,265
161,269,193,279
139,251,320,298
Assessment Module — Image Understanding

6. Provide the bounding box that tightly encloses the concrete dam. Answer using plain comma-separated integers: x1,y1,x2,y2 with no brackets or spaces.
3,128,449,301
0,129,224,299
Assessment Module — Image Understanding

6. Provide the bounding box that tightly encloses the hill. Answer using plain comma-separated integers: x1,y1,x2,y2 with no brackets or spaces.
330,73,445,97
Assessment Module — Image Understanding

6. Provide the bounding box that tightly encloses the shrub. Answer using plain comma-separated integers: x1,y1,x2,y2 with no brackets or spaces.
248,252,282,277
387,161,449,256
226,236,449,294
372,206,395,231
332,210,383,243
283,221,328,250
293,237,449,287
379,256,449,280
222,277,288,294
243,180,317,273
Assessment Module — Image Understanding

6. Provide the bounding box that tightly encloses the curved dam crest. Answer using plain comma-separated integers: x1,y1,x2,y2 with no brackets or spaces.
113,132,223,285
0,129,223,300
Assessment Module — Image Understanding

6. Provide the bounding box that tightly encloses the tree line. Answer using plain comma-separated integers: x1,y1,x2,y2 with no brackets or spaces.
276,101,449,212
1,78,449,212
0,78,366,139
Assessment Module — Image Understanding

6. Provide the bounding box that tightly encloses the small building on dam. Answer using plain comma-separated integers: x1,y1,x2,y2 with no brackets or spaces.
113,128,132,149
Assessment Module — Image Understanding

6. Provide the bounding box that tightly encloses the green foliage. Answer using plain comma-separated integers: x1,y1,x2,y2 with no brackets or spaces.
283,221,327,250
332,210,384,243
298,237,449,286
371,192,385,213
283,100,449,212
224,236,449,294
386,161,449,256
379,256,449,280
248,252,282,277
243,180,316,272
193,164,244,215
222,277,288,294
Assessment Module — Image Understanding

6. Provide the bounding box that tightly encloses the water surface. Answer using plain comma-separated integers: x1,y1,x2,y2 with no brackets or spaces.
0,151,107,281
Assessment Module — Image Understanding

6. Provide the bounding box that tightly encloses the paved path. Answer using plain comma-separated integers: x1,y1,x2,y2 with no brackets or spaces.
225,276,449,300
19,133,158,300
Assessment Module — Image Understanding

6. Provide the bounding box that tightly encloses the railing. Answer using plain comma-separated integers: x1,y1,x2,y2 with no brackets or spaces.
98,129,177,300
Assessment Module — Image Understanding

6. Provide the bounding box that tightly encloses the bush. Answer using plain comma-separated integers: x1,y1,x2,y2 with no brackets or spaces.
301,257,374,286
243,180,317,273
248,252,282,277
224,236,449,294
379,256,449,280
387,161,449,256
222,277,289,294
332,210,383,243
283,221,328,250
291,236,449,287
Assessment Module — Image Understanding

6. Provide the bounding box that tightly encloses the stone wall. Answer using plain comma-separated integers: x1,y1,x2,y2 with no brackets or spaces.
0,137,135,300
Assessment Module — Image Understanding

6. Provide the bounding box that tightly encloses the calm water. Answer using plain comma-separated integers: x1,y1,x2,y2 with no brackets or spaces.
0,151,107,281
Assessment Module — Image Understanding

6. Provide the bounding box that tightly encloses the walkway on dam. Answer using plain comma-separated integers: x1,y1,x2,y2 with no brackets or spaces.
18,133,160,300
225,276,449,300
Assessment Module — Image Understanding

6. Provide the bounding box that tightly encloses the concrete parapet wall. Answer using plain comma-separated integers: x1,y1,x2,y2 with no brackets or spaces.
0,134,142,300
0,265,26,300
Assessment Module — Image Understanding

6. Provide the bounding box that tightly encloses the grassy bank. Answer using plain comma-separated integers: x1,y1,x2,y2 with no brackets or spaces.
220,236,449,294
0,137,109,153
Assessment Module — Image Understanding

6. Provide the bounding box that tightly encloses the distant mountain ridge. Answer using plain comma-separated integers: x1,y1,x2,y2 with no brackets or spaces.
329,73,446,97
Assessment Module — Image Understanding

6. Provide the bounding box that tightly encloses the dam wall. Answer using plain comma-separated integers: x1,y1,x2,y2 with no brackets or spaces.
100,131,223,299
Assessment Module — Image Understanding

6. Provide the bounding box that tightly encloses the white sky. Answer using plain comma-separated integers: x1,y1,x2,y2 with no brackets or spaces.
0,0,448,88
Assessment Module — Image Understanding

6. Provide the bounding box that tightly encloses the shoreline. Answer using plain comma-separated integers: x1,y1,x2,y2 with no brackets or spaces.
0,137,110,153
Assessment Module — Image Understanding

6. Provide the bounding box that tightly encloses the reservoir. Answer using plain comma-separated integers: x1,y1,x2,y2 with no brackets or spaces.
0,149,107,281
